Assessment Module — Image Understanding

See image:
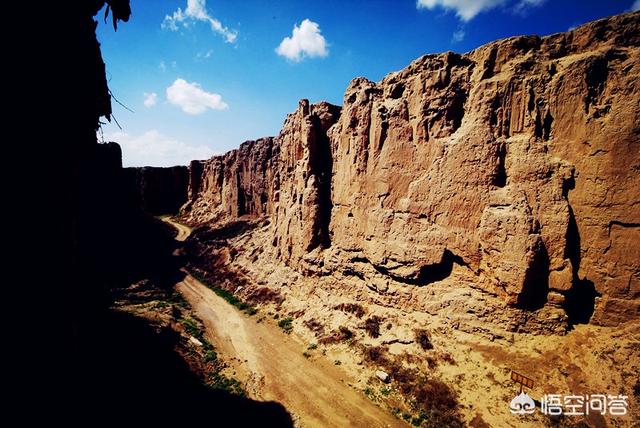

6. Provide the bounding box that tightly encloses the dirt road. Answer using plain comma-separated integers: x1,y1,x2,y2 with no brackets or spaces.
164,217,403,427
163,216,191,241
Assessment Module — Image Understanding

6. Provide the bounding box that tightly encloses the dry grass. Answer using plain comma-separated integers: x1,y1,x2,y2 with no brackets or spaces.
415,329,433,350
318,326,354,345
362,344,463,427
303,318,325,336
334,303,366,318
364,316,383,338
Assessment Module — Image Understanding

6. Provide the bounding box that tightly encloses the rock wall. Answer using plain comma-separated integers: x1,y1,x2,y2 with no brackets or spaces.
125,166,189,215
183,12,640,327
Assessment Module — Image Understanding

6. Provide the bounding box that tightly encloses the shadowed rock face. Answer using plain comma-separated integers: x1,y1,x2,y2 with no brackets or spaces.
182,12,640,327
124,166,189,215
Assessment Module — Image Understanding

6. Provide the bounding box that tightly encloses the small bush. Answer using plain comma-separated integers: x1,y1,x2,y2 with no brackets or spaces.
167,291,189,308
334,303,366,318
278,317,294,334
365,316,383,338
440,352,456,365
188,270,257,315
318,326,354,345
207,372,246,397
334,360,342,366
204,350,218,363
339,326,353,340
308,343,318,350
246,287,282,304
363,346,390,366
181,318,201,338
303,319,325,335
302,351,311,359
415,329,433,350
413,378,458,412
426,356,438,368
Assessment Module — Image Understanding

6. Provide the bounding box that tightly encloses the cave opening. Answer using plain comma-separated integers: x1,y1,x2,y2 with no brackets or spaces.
416,250,467,285
562,204,599,326
563,278,599,326
517,239,549,310
492,142,507,187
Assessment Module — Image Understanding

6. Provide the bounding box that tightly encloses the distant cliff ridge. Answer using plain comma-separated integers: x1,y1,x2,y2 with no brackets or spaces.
174,12,640,328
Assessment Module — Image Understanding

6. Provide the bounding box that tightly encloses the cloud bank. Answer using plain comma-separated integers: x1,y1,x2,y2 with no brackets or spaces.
162,0,237,43
166,78,228,115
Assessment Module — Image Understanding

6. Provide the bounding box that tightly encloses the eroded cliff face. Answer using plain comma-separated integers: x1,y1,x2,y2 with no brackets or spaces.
183,12,640,329
125,166,189,215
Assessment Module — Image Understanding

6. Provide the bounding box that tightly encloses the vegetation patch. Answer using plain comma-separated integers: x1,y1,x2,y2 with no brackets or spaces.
303,318,325,335
207,372,246,397
188,269,258,316
334,303,366,318
365,316,383,338
278,316,294,334
415,329,433,350
362,344,463,427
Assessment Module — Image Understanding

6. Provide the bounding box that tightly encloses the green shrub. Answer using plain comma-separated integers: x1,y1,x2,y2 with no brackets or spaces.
207,372,246,397
188,270,257,316
181,318,201,338
278,317,294,334
204,350,218,363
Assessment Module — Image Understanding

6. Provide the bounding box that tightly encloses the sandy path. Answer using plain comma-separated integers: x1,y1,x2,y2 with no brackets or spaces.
163,216,191,241
165,218,403,428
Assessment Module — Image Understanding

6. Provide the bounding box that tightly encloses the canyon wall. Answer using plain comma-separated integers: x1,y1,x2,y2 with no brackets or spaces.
124,166,189,215
182,12,640,328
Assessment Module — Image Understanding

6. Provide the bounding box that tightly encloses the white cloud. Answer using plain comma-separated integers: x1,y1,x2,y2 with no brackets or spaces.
513,0,547,14
159,61,166,72
452,29,465,42
166,78,228,115
417,0,506,21
143,92,158,108
162,0,237,43
196,49,213,60
106,130,214,167
632,0,640,11
276,19,329,62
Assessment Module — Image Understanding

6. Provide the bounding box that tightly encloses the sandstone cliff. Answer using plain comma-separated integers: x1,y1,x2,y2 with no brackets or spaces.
182,12,640,328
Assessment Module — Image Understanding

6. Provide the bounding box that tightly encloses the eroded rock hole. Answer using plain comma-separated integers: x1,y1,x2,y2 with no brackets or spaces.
492,142,507,187
563,279,598,325
416,250,467,285
517,238,549,310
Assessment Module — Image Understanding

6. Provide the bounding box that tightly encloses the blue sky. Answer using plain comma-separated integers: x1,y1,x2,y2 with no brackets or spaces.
97,0,639,167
